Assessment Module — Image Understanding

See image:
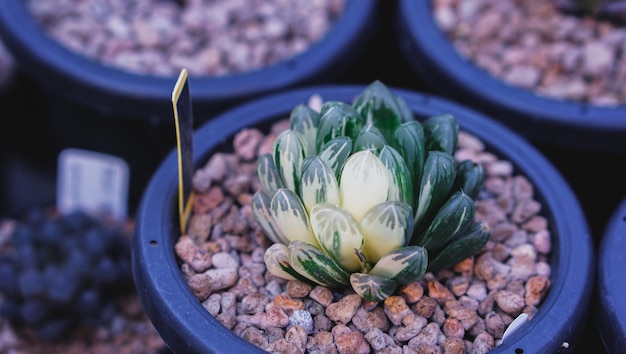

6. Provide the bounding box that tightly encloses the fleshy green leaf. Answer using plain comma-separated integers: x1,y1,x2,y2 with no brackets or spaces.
309,204,365,272
352,80,403,143
368,246,428,284
290,104,320,156
427,221,490,273
360,201,414,263
256,153,284,196
453,159,485,200
270,188,317,246
378,145,414,207
250,191,289,244
273,130,306,193
264,243,302,281
423,114,459,155
318,136,353,178
339,150,390,222
392,120,425,198
350,273,398,302
395,95,415,123
414,151,457,226
300,157,340,212
352,124,386,154
414,191,476,253
316,101,364,150
289,241,351,287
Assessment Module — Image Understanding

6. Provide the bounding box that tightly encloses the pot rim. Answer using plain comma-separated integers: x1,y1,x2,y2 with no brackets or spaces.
396,0,626,151
132,85,594,354
598,197,626,353
0,0,377,120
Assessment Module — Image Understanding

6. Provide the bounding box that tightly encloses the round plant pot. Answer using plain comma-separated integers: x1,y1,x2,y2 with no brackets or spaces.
132,85,594,353
395,0,626,153
0,0,377,121
0,1,377,215
597,197,626,353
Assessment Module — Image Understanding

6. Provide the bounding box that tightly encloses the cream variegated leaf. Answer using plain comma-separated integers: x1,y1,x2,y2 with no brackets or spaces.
250,191,289,244
318,136,352,178
270,188,318,246
339,150,390,222
273,130,306,192
288,241,350,288
300,157,340,211
368,246,428,285
309,204,365,272
290,104,320,156
360,201,413,263
256,153,284,196
349,273,398,302
378,145,413,206
264,243,299,280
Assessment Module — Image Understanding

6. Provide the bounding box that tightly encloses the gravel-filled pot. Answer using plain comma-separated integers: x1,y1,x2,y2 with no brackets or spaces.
132,85,594,353
0,0,377,213
0,0,377,121
597,197,626,353
395,0,626,153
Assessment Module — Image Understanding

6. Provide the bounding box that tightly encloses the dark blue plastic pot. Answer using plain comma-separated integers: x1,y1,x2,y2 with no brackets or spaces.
598,197,626,353
0,0,378,121
132,85,594,353
395,0,626,153
0,0,377,216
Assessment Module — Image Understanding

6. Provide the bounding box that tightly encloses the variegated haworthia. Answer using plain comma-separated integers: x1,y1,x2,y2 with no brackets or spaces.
251,80,491,302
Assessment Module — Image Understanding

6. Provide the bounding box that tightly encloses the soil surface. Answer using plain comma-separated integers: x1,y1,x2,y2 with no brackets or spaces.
434,0,626,106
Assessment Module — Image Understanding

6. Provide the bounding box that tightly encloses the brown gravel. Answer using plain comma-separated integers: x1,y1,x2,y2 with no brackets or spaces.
175,95,553,353
26,0,345,77
433,0,626,106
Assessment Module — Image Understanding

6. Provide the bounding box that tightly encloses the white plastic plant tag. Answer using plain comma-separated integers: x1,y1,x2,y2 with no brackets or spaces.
497,312,529,345
57,148,129,221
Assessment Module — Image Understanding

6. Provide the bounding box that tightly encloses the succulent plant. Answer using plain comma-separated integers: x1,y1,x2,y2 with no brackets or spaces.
251,80,490,302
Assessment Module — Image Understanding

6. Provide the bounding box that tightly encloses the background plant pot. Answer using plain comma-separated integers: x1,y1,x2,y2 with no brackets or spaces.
0,0,378,121
132,85,594,353
394,0,626,153
0,0,378,216
597,197,626,353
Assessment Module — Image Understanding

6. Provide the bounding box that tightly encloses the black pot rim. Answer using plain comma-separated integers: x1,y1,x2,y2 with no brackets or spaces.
0,0,377,120
598,197,626,353
396,0,626,152
132,84,594,354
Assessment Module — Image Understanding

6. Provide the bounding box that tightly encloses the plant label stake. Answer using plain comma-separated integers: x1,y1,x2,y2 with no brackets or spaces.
172,68,195,234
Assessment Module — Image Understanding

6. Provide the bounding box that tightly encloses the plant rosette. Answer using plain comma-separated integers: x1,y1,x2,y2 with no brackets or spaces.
132,83,594,353
395,0,626,152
